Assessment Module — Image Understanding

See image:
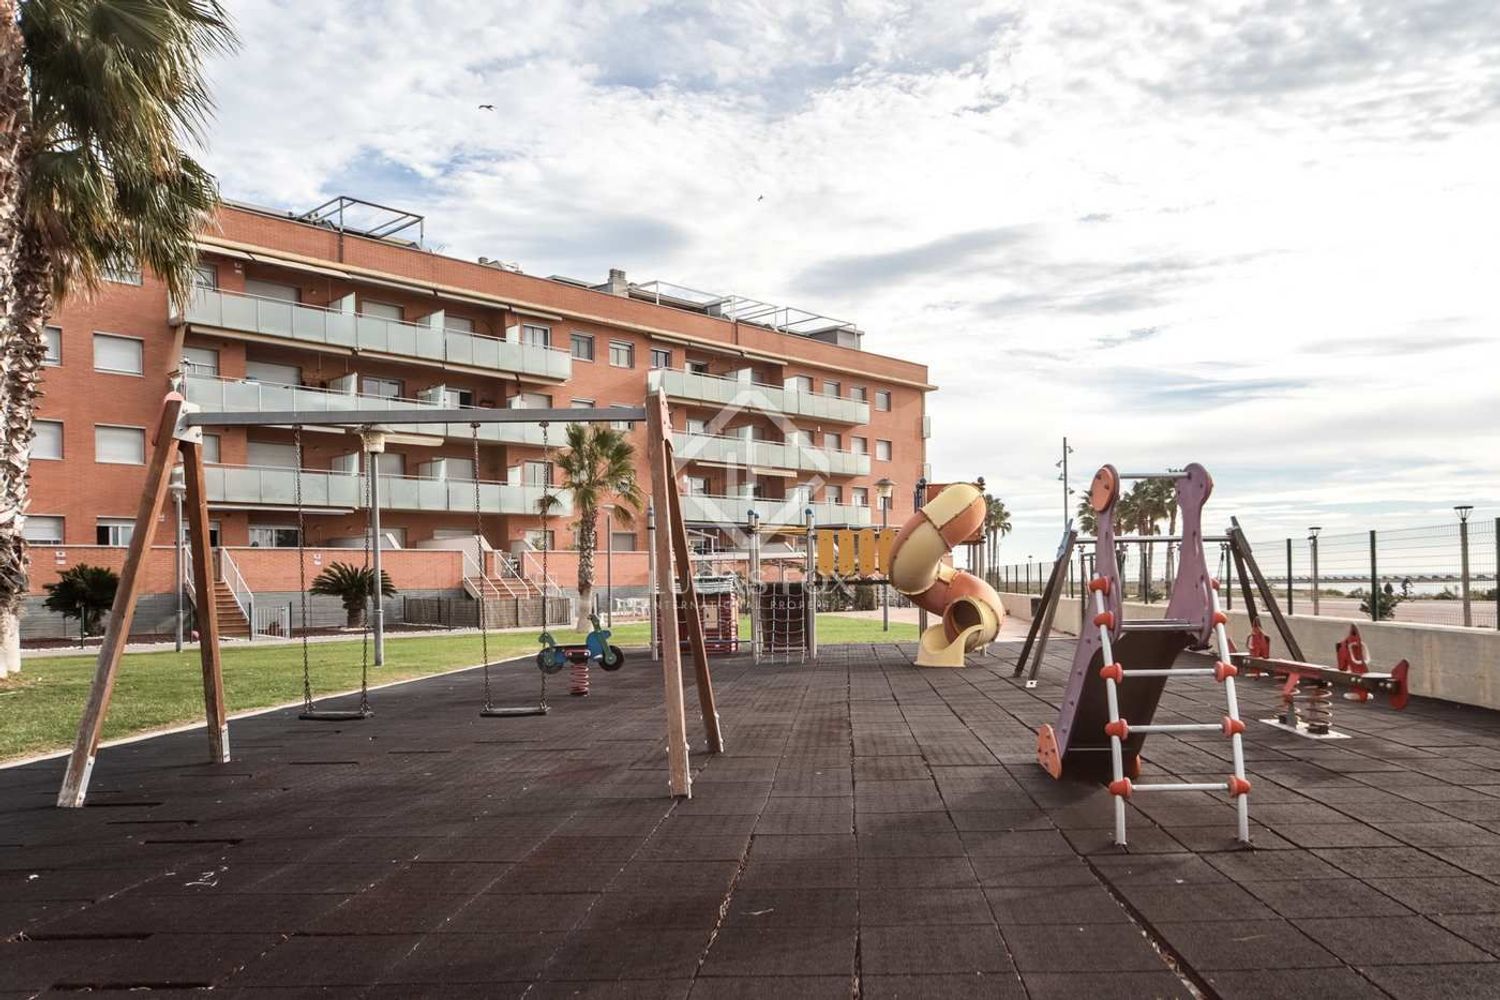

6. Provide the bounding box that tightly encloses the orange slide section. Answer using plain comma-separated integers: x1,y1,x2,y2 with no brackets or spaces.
887,482,1005,667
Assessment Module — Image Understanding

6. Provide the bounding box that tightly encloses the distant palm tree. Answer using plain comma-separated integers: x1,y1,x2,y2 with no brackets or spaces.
310,562,396,629
553,423,644,630
0,0,235,677
1075,496,1099,536
982,494,1012,580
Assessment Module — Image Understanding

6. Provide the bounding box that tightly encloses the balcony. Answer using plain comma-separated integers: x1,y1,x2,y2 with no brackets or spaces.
183,374,550,448
203,464,572,517
182,288,571,381
648,368,869,425
672,432,870,477
680,493,872,528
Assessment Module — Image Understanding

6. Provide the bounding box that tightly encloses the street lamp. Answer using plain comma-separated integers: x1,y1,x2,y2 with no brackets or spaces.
1456,505,1474,627
169,465,187,652
1308,527,1322,616
876,478,894,631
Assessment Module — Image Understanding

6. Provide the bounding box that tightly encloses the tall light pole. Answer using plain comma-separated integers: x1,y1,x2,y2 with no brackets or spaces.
1456,505,1474,627
362,429,387,666
1055,437,1074,529
876,477,894,631
1308,527,1322,616
170,465,187,652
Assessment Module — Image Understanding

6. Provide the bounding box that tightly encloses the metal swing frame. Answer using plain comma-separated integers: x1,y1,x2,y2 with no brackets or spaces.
56,389,723,807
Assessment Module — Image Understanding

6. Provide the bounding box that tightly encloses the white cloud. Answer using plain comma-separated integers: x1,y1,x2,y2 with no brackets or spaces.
201,0,1500,558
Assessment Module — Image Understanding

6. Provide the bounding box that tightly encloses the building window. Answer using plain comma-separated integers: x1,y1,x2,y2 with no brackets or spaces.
875,390,892,411
44,326,61,366
687,360,710,375
823,432,842,450
684,476,708,495
24,515,63,544
852,487,869,507
610,403,636,430
245,278,299,302
95,425,146,465
97,518,136,546
93,333,144,375
181,345,219,376
522,323,550,347
104,261,142,285
244,360,301,386
362,376,402,399
787,375,813,393
512,391,551,409
361,300,404,321
34,419,63,460
444,316,475,333
201,433,221,464
523,461,552,487
248,525,300,548
609,341,634,368
827,485,843,504
524,528,554,551
850,437,868,455
876,439,892,461
570,332,595,361
442,387,474,408
851,386,867,403
611,531,636,550
193,264,218,289
650,347,672,369
686,417,707,434
571,397,595,410
824,380,840,397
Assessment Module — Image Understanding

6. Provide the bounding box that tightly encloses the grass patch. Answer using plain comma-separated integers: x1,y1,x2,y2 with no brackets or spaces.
1,614,915,762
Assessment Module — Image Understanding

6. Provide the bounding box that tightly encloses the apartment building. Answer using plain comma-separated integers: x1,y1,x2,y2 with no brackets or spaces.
25,196,932,630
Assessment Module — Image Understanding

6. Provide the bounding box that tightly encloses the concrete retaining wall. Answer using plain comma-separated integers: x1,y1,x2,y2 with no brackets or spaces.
999,590,1500,712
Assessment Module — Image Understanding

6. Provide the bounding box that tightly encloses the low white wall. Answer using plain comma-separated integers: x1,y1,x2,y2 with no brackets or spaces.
1000,591,1500,712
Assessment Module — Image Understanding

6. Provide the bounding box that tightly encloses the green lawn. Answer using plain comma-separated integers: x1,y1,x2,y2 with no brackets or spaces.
0,614,915,762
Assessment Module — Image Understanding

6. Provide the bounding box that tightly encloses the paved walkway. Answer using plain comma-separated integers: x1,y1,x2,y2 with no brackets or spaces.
3,639,1498,997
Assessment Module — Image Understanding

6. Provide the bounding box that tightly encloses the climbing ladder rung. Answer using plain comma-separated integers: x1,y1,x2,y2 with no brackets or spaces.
1123,668,1216,678
1132,782,1232,793
1131,722,1221,734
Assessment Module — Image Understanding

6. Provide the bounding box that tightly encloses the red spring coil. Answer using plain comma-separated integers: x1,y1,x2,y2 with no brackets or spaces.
1299,682,1332,734
570,660,590,697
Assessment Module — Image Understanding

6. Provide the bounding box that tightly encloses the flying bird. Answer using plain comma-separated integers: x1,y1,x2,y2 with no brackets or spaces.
478,104,494,110
757,194,764,202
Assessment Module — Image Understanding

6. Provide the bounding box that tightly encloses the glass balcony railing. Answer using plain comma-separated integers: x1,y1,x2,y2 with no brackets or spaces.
672,432,871,477
647,368,869,424
182,288,571,380
182,374,549,448
202,464,572,517
679,493,872,527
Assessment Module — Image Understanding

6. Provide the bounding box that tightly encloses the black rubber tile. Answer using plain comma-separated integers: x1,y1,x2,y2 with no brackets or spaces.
1380,822,1500,848
984,884,1130,925
748,834,857,859
969,855,1100,887
383,930,566,984
948,809,1051,832
860,887,994,926
0,939,146,992
1000,923,1165,973
579,890,725,929
534,981,689,1000
1365,876,1500,915
859,924,1012,974
1021,971,1194,999
855,811,957,836
1428,846,1500,875
1241,876,1414,918
754,810,853,836
857,832,966,858
439,892,597,933
657,814,760,837
610,860,740,895
1092,853,1229,885
858,857,977,889
1201,966,1391,999
307,890,464,934
687,977,850,999
377,861,510,895
1112,881,1277,923
1363,962,1500,1000
1295,915,1493,965
1150,920,1341,970
959,829,1076,858
722,888,858,927
738,857,858,889
861,972,1028,999
546,927,713,981
699,925,855,978
1064,824,1185,855
639,833,751,861
1202,849,1346,881
1312,846,1467,879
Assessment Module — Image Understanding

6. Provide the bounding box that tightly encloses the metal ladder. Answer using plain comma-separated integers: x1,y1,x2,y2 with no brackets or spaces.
1092,576,1252,846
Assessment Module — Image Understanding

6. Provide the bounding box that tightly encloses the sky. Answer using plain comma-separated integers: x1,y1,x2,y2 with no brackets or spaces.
199,0,1500,562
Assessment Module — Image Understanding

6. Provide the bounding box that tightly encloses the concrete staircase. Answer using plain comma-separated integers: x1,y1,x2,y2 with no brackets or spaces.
212,581,251,638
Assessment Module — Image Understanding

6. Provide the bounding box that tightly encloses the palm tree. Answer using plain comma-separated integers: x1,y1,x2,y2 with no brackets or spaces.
0,0,234,677
42,562,117,635
553,423,644,630
309,562,396,629
1075,496,1099,536
982,494,1012,585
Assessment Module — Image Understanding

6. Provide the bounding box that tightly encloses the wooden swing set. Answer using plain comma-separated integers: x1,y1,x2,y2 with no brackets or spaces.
55,387,721,807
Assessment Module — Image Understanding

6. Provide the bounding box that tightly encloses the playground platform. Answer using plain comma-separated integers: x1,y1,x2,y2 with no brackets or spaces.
3,639,1499,999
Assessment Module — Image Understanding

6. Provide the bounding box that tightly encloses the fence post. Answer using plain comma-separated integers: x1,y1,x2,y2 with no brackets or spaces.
1285,538,1294,615
1310,532,1320,616
1223,543,1233,610
1458,515,1472,628
1369,530,1379,622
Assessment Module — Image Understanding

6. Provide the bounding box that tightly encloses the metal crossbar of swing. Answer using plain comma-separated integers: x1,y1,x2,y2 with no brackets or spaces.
182,407,648,427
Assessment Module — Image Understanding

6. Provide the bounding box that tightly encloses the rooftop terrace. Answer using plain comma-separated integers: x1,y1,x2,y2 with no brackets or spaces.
3,635,1498,998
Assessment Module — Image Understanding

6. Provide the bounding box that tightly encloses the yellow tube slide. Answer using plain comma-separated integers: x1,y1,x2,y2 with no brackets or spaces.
887,482,1005,667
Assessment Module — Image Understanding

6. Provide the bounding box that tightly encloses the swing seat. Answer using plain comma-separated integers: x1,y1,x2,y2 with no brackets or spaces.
299,707,374,722
480,705,550,717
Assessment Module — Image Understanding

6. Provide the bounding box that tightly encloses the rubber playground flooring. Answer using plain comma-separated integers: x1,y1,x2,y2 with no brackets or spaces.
4,639,1500,999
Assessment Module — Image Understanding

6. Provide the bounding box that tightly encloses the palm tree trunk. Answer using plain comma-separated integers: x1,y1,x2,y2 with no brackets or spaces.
575,510,596,631
0,7,37,679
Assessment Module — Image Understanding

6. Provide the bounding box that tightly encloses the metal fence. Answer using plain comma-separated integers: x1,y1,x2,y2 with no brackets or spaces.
991,516,1499,631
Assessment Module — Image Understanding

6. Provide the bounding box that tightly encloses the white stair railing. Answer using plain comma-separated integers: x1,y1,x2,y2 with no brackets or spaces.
217,549,257,640
462,550,507,600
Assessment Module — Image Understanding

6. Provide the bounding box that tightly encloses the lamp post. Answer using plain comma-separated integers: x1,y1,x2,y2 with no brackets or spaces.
170,465,187,652
876,477,894,631
1456,505,1474,627
1056,437,1074,530
1308,527,1321,616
